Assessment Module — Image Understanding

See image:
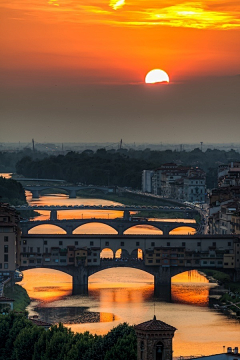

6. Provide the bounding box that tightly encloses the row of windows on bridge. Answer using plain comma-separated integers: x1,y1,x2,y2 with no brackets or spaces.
21,239,233,249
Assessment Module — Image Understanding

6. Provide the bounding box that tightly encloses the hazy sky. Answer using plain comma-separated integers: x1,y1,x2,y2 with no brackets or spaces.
0,0,240,144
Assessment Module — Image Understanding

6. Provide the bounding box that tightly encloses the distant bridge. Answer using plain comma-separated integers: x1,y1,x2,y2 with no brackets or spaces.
23,185,115,198
20,218,198,235
19,233,240,301
17,205,195,224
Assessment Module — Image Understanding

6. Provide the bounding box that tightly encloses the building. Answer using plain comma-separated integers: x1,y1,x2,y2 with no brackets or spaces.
135,316,176,360
142,170,154,193
187,347,240,360
218,162,240,187
142,164,206,202
0,203,21,280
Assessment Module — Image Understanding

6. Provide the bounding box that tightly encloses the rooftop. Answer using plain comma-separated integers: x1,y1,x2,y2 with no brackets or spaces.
135,315,177,332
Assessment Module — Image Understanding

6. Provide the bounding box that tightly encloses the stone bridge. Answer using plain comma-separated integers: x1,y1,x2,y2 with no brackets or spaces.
24,185,114,198
19,234,240,301
19,261,235,302
20,218,199,235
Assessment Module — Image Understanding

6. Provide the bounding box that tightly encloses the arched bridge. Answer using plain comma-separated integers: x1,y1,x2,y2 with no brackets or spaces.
19,233,240,301
20,218,198,235
24,185,114,198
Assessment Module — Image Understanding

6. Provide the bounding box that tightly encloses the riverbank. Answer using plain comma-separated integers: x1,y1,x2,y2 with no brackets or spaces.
202,269,240,320
4,284,31,312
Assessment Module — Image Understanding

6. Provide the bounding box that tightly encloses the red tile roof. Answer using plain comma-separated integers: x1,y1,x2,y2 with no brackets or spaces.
0,297,15,302
29,318,52,327
135,316,177,332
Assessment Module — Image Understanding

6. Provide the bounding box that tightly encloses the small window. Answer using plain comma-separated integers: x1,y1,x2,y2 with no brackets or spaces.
228,242,231,246
156,259,160,263
212,242,216,246
37,247,40,253
93,259,97,263
167,242,170,246
59,241,63,246
44,240,47,245
75,241,78,246
121,242,124,246
88,259,92,262
148,260,153,263
4,245,8,253
90,241,94,246
30,247,33,252
4,236,8,242
45,248,48,253
0,263,2,269
69,257,74,263
151,242,155,247
4,255,8,262
105,241,109,246
136,242,140,246
197,242,201,246
182,242,185,247
23,240,27,245
4,263,8,269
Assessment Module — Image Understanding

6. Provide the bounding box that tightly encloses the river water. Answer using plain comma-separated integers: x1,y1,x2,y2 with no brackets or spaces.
1,173,239,357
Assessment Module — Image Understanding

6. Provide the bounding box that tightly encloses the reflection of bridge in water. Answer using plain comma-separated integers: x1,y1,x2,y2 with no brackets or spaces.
20,218,199,235
19,233,239,301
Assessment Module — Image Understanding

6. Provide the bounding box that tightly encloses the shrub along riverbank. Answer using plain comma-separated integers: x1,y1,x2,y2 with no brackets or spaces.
203,269,240,318
4,285,30,312
0,314,137,360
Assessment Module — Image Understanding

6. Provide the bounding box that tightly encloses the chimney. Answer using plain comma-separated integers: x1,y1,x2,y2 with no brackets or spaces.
234,347,238,354
227,347,232,353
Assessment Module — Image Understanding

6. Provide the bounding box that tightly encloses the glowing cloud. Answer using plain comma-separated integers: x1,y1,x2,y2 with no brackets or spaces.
110,0,125,11
1,0,240,29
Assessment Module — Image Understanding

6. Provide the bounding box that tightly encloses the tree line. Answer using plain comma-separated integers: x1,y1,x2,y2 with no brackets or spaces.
0,177,26,205
15,147,240,189
0,313,137,360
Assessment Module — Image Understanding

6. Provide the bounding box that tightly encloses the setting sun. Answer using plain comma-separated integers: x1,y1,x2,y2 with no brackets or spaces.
145,69,170,84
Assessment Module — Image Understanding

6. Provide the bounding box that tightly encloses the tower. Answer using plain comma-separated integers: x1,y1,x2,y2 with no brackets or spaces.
135,316,177,360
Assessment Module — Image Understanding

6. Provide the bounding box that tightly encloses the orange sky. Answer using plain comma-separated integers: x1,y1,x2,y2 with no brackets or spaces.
1,0,240,86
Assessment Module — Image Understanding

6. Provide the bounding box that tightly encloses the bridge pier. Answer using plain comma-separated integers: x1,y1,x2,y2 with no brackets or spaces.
50,210,58,221
162,226,170,236
123,210,130,220
31,190,39,199
69,190,77,199
72,266,88,295
154,267,171,302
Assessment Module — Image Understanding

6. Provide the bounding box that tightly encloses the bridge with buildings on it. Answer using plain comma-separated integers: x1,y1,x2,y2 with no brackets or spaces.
19,233,240,301
23,185,115,198
20,218,199,235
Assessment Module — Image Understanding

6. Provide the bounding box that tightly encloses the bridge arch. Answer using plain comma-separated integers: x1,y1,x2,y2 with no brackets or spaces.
100,248,114,259
20,267,72,300
130,248,143,260
169,226,197,235
72,222,118,234
124,224,163,235
114,248,130,260
28,224,67,234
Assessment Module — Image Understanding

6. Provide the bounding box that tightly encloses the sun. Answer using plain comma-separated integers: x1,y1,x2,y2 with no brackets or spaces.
145,69,169,84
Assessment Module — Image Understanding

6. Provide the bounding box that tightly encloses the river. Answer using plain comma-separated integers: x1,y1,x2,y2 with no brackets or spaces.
1,174,239,357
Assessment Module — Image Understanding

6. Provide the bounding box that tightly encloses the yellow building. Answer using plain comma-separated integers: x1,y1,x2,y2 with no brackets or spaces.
74,247,88,266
